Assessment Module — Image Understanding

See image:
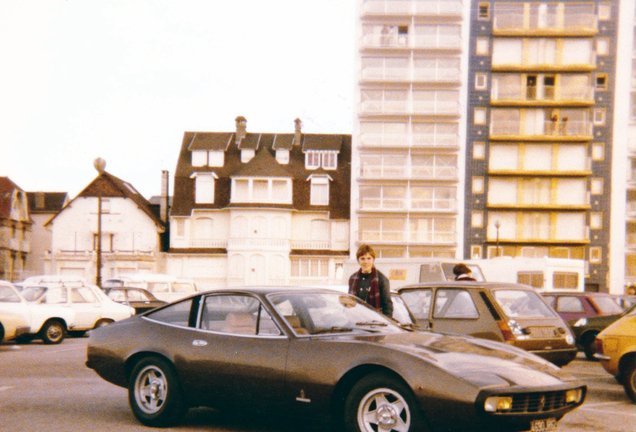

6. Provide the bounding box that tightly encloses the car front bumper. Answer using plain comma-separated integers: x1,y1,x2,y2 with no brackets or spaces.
531,347,578,367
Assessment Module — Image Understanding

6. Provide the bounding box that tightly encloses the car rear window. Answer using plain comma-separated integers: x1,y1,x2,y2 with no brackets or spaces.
492,290,556,319
593,297,623,314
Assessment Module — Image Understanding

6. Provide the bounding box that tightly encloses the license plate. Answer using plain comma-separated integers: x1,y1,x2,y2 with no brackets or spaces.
530,418,558,432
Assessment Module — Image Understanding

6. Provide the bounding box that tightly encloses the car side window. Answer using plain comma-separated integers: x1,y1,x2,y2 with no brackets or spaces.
43,287,67,304
0,286,21,303
557,297,584,313
127,290,145,302
146,298,195,327
149,282,170,293
400,289,433,320
108,289,126,302
433,289,479,319
72,287,98,303
200,294,281,336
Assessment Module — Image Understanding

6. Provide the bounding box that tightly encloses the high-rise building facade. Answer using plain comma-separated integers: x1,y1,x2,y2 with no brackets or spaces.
465,0,621,292
352,0,469,259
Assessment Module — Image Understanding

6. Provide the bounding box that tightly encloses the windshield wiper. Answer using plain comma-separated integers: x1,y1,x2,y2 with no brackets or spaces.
355,321,388,327
311,326,354,335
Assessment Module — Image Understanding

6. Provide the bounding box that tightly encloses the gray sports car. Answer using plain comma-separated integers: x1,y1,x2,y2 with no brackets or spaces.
86,287,586,432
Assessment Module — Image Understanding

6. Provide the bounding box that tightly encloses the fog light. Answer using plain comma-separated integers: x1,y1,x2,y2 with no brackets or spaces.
484,396,513,412
565,389,583,404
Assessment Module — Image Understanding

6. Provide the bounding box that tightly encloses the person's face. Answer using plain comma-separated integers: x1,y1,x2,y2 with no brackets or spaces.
358,253,375,274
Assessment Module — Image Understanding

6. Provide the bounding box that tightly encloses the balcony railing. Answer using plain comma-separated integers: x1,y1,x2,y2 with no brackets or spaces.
360,165,457,179
290,240,332,250
357,229,455,244
190,238,228,248
360,132,459,147
360,33,461,50
360,100,460,115
361,0,463,17
361,67,460,82
490,120,593,137
492,86,594,103
493,12,597,33
227,238,290,249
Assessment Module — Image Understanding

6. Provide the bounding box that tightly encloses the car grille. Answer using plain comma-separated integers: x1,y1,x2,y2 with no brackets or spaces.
510,391,568,413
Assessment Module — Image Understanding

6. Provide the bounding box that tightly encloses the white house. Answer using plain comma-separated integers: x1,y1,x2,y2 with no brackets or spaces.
167,117,351,289
44,171,166,284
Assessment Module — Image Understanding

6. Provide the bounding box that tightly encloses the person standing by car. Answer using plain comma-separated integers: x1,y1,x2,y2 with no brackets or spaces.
349,244,393,317
453,263,476,281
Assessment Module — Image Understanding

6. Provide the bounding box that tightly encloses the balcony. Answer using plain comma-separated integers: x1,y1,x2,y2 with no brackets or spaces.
357,229,455,245
488,157,592,177
493,11,597,36
227,238,290,250
361,0,463,18
360,100,460,116
189,238,229,248
360,33,461,51
360,132,459,148
361,66,461,83
492,53,597,73
491,86,595,107
290,240,333,250
9,238,30,253
360,165,457,180
489,120,593,141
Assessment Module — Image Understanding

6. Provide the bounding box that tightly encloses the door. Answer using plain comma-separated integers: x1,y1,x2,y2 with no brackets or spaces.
68,286,102,330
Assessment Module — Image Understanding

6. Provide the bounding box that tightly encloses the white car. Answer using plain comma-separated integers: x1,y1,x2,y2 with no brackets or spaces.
0,310,29,342
19,283,135,336
0,280,76,344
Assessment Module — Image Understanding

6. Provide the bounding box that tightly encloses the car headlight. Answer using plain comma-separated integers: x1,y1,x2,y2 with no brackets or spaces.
565,388,583,404
566,334,575,345
573,318,587,327
484,396,513,413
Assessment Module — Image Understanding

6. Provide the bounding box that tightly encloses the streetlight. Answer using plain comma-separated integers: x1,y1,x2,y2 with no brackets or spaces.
94,158,106,287
494,220,501,257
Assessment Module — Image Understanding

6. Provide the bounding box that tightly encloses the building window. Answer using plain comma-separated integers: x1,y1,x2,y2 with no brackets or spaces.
208,151,224,167
472,177,484,194
290,258,329,278
590,178,603,195
597,38,609,56
590,247,602,263
474,108,487,125
175,219,185,237
101,198,111,214
305,151,321,169
471,245,482,259
192,150,207,167
595,74,608,90
231,178,292,204
593,109,606,126
478,2,490,20
310,176,330,206
592,143,605,161
194,174,215,204
475,73,488,90
590,212,603,229
598,3,612,20
518,272,544,289
473,142,486,159
322,152,337,169
471,211,483,228
476,38,489,55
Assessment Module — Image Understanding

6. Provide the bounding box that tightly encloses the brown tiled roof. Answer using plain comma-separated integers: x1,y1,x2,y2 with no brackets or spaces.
27,192,69,214
187,132,233,151
172,129,351,219
0,177,22,219
45,171,165,230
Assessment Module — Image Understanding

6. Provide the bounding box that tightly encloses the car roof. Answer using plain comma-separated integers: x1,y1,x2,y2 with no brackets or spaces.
542,291,614,297
397,281,534,291
197,286,348,296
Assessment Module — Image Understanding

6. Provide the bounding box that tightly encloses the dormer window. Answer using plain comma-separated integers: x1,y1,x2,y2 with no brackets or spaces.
241,149,255,163
276,149,290,164
192,150,225,167
305,151,338,170
192,172,217,204
309,174,331,206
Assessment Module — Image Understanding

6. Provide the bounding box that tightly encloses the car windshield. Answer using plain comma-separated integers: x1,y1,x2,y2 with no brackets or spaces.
20,286,48,302
493,289,557,319
268,292,402,336
0,285,21,303
593,297,623,314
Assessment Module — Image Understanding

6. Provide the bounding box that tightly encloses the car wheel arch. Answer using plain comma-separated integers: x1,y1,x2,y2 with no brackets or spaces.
125,352,178,386
330,364,415,424
619,352,636,378
38,318,67,335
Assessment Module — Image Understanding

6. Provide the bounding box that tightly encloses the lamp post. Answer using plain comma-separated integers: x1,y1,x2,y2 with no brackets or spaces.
494,220,501,257
94,158,106,287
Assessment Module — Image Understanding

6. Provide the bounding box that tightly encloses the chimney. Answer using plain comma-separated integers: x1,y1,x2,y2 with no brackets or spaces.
294,118,302,145
235,116,247,143
160,170,169,222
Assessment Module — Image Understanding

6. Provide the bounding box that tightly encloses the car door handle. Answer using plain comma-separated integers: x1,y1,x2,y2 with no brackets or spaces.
192,340,208,347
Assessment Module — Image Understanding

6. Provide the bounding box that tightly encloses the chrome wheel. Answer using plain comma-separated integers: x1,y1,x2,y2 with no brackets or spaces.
357,387,410,432
134,365,168,414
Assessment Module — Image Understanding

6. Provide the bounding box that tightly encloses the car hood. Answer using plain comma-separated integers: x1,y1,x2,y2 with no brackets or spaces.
338,330,576,389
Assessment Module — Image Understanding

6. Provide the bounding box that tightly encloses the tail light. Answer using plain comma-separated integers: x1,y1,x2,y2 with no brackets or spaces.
595,338,604,356
497,320,522,341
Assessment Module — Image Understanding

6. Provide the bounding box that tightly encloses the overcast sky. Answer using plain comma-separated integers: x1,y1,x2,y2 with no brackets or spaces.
0,0,356,198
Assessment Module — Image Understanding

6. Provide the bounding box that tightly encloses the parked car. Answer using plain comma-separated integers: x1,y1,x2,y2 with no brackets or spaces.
0,280,75,344
102,287,167,314
86,287,586,431
0,310,29,342
542,291,624,323
102,273,198,302
594,307,636,403
20,283,134,336
397,282,577,366
615,294,636,310
570,305,636,360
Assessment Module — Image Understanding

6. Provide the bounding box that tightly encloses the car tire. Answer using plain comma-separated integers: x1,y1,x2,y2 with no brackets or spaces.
582,332,599,361
344,372,427,432
40,320,65,344
622,362,635,403
128,357,187,427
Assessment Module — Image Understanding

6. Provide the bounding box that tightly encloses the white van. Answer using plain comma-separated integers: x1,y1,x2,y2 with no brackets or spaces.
102,274,199,302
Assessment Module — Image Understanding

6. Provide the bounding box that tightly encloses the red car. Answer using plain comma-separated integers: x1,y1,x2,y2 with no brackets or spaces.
542,292,624,323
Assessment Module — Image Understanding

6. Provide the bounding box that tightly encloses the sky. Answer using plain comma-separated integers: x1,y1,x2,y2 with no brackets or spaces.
0,0,356,199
